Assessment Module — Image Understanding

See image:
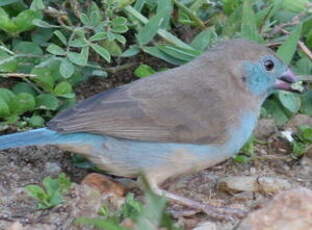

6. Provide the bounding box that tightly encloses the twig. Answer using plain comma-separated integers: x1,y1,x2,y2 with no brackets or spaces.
298,41,312,60
273,27,312,61
106,63,137,73
0,73,37,78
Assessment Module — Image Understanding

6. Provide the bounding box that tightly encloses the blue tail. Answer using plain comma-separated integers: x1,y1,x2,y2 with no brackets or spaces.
0,128,61,150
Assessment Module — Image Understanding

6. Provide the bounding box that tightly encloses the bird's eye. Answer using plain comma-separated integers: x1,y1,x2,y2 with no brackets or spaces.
264,59,274,71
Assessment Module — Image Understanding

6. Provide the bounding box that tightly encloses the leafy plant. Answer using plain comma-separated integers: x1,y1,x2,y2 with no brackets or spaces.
75,179,181,230
25,173,72,209
291,125,312,158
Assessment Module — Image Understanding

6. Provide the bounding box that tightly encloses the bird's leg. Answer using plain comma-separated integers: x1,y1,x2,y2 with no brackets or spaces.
148,180,247,220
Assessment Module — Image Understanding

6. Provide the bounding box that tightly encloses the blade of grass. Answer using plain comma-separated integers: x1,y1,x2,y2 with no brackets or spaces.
124,5,194,50
277,23,303,64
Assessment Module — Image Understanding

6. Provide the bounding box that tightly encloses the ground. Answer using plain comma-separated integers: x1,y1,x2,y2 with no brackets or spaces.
0,57,311,230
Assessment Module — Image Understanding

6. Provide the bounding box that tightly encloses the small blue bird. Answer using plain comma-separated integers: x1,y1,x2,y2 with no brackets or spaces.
0,39,298,219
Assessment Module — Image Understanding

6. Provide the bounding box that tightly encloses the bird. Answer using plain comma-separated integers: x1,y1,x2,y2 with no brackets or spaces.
0,39,298,219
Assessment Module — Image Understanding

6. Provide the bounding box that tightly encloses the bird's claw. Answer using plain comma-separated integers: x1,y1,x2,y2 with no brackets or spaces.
201,204,248,221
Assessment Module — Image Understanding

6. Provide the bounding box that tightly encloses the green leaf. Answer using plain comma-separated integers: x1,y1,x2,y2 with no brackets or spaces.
241,0,264,42
301,91,312,115
112,16,127,25
32,19,58,28
12,82,37,96
91,70,108,78
278,91,301,113
115,34,126,45
13,9,42,33
280,0,309,13
233,154,250,163
31,28,54,44
0,97,10,118
136,12,167,45
158,45,201,62
156,0,172,29
89,2,101,26
28,115,45,127
277,23,303,64
111,25,128,33
222,6,242,37
120,193,143,220
101,40,122,57
89,32,107,42
0,88,16,104
295,57,312,75
80,13,90,25
143,46,184,65
14,41,43,55
32,67,56,91
0,0,20,6
54,81,72,96
60,58,75,78
10,93,36,115
264,97,290,125
0,49,17,72
25,185,48,202
30,0,45,10
0,7,16,33
54,30,67,45
191,28,217,51
43,176,60,197
69,38,88,47
121,46,140,57
36,94,59,110
292,141,306,157
134,64,156,78
298,125,312,143
67,47,89,66
47,44,66,56
91,44,111,62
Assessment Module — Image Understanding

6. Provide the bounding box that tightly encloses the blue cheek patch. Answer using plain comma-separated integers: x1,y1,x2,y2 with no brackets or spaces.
243,62,275,96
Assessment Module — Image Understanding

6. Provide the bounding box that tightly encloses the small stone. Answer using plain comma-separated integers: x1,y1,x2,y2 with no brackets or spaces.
257,176,292,194
44,162,61,175
238,187,312,230
6,222,23,230
81,173,126,197
286,114,312,130
193,221,217,230
254,119,276,139
218,176,292,194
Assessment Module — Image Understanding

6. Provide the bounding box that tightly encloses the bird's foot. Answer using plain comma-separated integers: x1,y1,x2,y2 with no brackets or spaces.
159,188,247,221
199,203,247,221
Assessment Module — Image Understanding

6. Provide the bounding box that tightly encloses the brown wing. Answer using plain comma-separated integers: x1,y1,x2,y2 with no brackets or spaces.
48,52,239,144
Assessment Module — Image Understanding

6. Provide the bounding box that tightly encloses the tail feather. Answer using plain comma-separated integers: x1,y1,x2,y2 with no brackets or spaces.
0,128,60,150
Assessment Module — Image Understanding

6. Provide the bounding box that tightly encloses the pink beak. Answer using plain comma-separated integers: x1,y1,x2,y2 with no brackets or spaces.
275,69,298,92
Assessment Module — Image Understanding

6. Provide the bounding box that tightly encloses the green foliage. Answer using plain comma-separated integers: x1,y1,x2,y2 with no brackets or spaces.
76,186,180,230
234,136,255,163
25,173,72,209
0,0,311,128
134,64,156,78
291,125,312,158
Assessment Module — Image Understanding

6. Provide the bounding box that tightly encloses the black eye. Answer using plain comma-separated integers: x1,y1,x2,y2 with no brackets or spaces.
264,59,274,71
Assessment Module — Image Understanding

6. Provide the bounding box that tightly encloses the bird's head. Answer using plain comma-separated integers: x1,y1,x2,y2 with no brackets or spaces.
209,39,299,99
242,54,298,97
